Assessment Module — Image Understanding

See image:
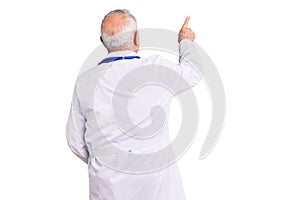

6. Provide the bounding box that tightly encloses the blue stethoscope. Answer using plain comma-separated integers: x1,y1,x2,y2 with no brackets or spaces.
98,56,140,65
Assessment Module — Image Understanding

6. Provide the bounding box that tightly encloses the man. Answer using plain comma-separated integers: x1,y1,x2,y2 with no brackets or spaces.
66,9,202,200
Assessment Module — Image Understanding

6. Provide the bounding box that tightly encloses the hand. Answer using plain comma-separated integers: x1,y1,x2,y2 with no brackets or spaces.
178,16,196,42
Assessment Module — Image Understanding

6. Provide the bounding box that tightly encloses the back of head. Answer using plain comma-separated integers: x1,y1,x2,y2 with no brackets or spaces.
101,9,137,52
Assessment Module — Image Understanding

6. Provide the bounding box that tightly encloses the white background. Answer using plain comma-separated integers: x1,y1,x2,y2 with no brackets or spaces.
0,0,299,199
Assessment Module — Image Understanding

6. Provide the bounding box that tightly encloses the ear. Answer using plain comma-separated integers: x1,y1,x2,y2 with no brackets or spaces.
100,36,103,43
134,31,139,46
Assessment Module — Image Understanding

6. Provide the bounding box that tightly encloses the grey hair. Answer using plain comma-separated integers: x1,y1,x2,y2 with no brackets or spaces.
101,9,137,51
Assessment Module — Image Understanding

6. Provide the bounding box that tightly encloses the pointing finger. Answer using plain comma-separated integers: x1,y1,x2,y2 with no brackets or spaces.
181,16,190,30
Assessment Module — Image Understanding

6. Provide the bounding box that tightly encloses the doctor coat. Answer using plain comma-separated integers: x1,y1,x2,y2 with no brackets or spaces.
66,39,202,200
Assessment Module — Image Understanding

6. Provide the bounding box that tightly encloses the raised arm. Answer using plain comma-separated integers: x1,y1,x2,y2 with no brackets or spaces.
176,16,203,94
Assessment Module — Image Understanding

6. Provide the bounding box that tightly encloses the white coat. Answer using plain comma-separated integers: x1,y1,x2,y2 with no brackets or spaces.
66,39,202,200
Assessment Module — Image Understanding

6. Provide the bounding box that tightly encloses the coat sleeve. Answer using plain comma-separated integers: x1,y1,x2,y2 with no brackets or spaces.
175,38,203,94
66,82,89,164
